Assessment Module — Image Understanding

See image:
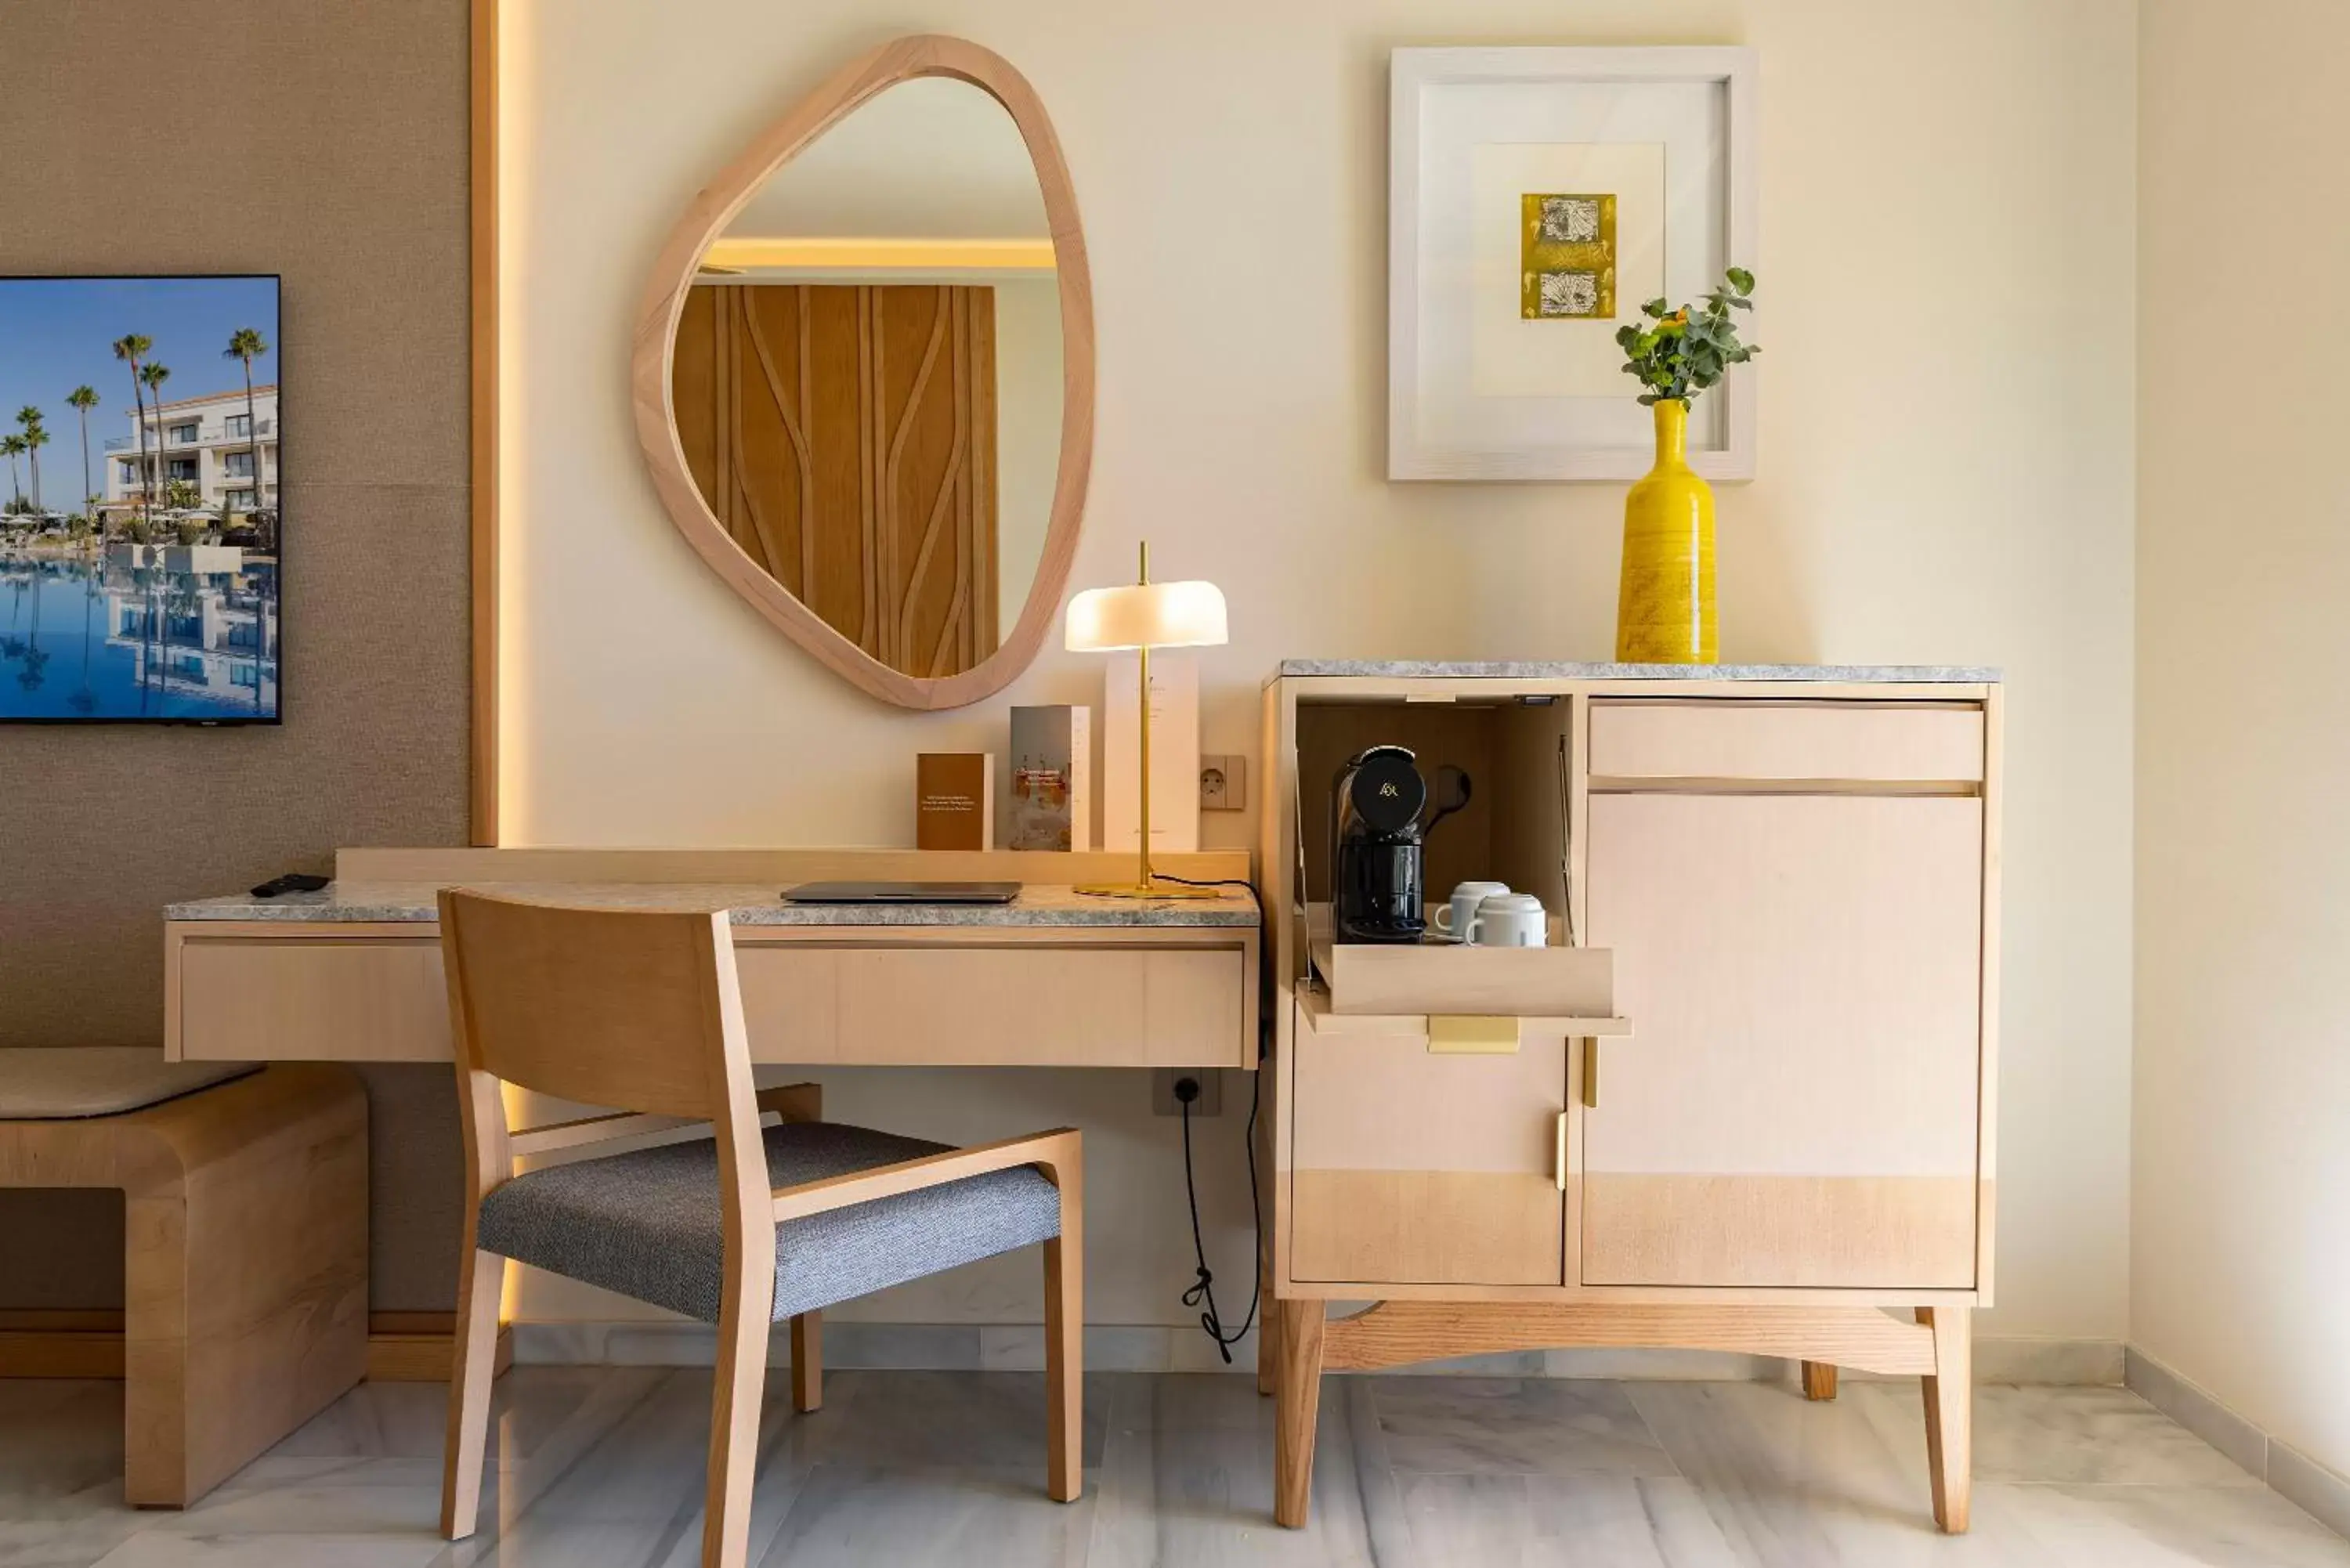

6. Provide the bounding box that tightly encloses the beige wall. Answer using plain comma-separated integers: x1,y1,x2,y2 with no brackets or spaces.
505,0,2138,1339
2136,0,2350,1477
0,1,474,1312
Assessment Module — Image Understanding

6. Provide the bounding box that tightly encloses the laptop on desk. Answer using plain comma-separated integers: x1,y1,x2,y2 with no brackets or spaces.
779,881,1021,905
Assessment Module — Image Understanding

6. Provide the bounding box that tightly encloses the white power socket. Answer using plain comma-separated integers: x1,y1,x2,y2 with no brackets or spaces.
1200,755,1246,811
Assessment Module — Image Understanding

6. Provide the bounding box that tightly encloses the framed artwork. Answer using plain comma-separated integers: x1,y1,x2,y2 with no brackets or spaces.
1389,47,1758,482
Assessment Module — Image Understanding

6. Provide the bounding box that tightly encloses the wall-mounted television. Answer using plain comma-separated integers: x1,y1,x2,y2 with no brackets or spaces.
1,274,281,724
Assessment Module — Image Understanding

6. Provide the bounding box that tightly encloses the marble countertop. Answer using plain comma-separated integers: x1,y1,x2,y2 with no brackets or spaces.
166,881,1260,928
1272,659,2000,683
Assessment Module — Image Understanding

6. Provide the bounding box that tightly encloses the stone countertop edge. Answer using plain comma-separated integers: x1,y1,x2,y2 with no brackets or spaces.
164,887,1262,928
1269,659,2001,683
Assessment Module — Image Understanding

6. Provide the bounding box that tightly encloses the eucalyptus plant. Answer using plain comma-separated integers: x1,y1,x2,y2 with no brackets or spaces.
1616,267,1758,406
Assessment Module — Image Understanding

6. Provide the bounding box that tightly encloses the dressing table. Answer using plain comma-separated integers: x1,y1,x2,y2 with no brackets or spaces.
164,848,1259,1068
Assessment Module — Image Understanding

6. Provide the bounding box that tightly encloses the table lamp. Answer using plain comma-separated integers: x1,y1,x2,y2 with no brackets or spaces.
1065,541,1228,899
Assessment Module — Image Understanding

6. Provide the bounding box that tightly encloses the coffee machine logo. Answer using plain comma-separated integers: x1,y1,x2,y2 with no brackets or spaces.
1379,782,1400,797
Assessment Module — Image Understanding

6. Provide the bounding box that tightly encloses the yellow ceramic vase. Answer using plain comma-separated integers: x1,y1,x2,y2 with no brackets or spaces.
1614,398,1718,664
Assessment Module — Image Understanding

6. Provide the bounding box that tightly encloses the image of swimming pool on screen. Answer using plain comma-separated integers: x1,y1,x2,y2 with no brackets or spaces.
1,274,280,723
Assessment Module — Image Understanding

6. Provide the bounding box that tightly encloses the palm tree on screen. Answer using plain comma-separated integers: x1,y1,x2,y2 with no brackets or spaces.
139,364,172,525
2,433,24,511
16,407,48,514
113,335,155,526
66,387,99,541
223,328,269,537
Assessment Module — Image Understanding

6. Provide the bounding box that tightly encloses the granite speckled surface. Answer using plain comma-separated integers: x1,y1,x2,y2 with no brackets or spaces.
1273,659,2000,683
165,881,1260,927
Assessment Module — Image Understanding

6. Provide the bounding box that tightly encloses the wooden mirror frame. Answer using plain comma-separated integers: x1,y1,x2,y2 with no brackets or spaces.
630,35,1094,710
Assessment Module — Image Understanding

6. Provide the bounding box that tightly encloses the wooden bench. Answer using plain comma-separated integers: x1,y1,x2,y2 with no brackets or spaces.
0,1051,368,1505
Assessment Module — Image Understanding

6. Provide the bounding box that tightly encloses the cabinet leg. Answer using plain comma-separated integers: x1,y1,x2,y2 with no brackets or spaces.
1256,1234,1279,1396
1918,1307,1972,1533
1273,1299,1324,1530
1800,1360,1838,1400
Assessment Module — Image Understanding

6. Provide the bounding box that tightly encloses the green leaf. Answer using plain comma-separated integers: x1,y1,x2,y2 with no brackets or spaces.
1726,266,1755,294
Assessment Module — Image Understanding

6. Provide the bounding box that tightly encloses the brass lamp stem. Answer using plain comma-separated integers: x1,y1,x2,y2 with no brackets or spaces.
1137,638,1153,890
1136,540,1152,890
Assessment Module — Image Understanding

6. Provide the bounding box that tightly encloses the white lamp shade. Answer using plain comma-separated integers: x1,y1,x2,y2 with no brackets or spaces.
1065,579,1228,652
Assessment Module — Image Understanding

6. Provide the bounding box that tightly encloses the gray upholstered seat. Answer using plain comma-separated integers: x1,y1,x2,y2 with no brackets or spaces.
476,1120,1062,1323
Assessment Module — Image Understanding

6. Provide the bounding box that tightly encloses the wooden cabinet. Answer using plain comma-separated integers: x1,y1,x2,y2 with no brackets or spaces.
1261,670,1999,1536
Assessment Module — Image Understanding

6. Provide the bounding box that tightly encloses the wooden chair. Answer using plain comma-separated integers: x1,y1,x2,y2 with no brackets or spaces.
435,890,1083,1568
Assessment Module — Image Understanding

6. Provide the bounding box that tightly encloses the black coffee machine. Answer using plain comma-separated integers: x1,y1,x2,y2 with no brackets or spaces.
1331,746,1471,944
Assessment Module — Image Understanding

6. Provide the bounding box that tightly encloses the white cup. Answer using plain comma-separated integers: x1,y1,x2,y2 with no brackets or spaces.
1432,881,1511,941
1470,891,1549,948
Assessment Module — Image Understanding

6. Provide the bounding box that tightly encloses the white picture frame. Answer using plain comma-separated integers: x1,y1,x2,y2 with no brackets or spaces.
1389,46,1759,482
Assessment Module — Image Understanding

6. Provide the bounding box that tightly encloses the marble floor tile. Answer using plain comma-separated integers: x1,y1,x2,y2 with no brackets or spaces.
1369,1375,1680,1478
1086,1373,1373,1568
1625,1381,2057,1566
757,1464,1094,1568
2002,1479,2350,1567
1847,1381,2264,1488
1393,1472,1744,1568
5,1369,2347,1568
795,1368,1110,1472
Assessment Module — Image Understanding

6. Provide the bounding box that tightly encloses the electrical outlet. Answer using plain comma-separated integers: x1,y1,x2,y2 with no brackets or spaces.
1152,1068,1223,1117
1200,754,1246,811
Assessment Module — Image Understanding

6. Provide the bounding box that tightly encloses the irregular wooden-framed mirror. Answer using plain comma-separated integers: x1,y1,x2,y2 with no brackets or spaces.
631,36,1094,709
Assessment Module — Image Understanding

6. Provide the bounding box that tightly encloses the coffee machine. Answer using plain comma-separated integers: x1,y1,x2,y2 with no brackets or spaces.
1331,746,1471,943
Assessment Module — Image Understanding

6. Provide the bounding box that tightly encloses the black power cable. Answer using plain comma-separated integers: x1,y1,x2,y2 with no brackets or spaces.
1176,1068,1262,1364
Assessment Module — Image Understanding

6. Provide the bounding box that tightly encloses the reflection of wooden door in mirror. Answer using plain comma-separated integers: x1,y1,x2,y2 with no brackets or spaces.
673,283,999,677
633,36,1093,711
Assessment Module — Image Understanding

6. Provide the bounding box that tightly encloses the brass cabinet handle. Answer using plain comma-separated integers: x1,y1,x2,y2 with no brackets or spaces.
1554,1111,1567,1192
1583,1039,1600,1108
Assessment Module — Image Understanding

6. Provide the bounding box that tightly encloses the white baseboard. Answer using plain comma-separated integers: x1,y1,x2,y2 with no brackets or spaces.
2127,1346,2350,1541
508,1319,2121,1386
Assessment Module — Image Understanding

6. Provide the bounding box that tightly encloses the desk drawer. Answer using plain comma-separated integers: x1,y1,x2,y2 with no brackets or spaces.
170,930,1252,1069
736,944,1248,1066
1589,700,1985,784
175,936,452,1062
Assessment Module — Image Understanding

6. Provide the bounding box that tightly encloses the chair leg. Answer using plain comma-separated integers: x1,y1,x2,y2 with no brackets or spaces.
440,1248,507,1539
1043,1190,1084,1501
701,1288,772,1568
790,1312,822,1413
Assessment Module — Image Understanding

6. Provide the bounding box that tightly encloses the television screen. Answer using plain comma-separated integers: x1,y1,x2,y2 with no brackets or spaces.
1,275,280,723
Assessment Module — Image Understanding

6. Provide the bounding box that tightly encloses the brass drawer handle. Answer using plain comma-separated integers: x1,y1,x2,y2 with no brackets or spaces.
1584,1039,1600,1108
1428,1014,1518,1053
1554,1111,1567,1192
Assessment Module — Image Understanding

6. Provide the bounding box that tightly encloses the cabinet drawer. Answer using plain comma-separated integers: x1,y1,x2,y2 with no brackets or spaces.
176,937,452,1061
736,943,1248,1066
1290,1020,1565,1285
1589,700,1984,783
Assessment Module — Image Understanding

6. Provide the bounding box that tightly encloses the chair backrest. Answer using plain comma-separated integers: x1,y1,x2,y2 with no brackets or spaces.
436,889,755,1121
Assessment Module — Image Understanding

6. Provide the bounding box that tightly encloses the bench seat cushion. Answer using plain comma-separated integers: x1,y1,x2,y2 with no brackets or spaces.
475,1120,1062,1323
0,1048,259,1121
